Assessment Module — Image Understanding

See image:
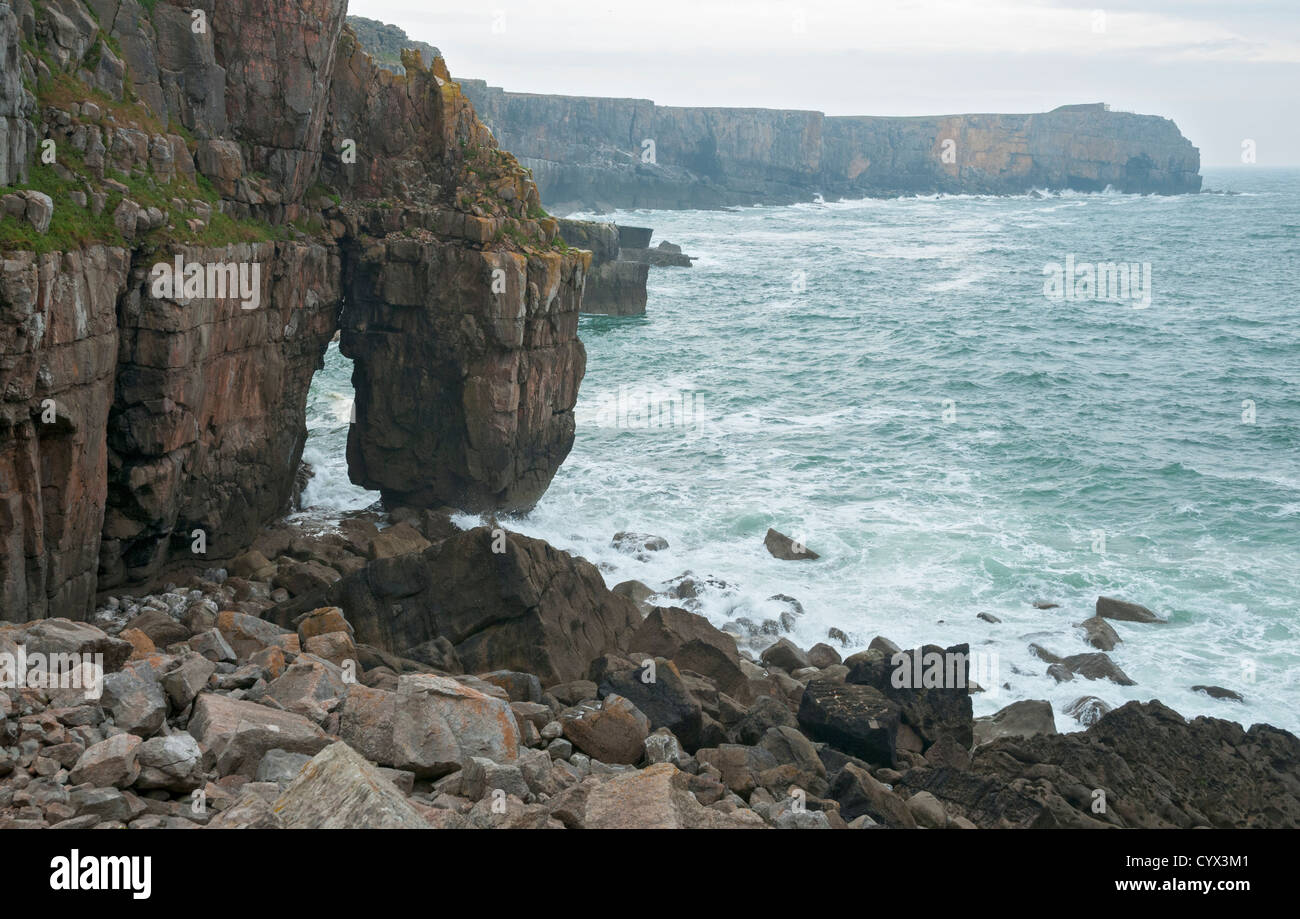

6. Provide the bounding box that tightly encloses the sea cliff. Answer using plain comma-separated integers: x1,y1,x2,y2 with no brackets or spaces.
459,82,1202,212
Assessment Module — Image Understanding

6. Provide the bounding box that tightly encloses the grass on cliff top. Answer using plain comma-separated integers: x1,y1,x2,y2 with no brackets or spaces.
2,60,290,254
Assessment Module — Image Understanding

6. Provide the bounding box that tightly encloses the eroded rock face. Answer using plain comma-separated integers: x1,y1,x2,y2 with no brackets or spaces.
100,241,341,588
0,3,36,187
324,42,588,511
0,248,130,621
460,81,1202,211
339,230,586,511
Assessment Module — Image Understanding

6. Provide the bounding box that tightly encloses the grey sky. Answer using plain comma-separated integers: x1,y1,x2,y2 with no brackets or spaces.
350,0,1300,167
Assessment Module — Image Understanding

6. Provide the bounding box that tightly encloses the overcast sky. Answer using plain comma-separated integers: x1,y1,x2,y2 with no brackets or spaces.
350,0,1300,167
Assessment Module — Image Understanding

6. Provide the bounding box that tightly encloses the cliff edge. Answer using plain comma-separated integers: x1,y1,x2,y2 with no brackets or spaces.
458,83,1202,212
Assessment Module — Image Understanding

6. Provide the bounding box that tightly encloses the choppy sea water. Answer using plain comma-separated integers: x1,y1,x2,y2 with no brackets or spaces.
301,167,1300,734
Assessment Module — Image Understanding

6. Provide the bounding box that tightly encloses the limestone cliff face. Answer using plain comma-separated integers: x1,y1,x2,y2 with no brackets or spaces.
0,0,586,619
461,81,1201,211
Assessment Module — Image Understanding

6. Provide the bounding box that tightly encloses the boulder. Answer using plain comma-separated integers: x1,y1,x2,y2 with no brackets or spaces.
1096,596,1161,623
1065,695,1112,726
797,680,903,766
69,733,142,787
271,742,432,829
255,749,313,787
829,762,916,828
314,528,639,685
973,700,1058,746
561,695,651,765
162,654,217,709
846,644,975,752
1077,615,1121,651
19,619,131,673
807,643,842,669
187,694,331,777
100,663,168,737
764,528,819,560
1059,652,1136,686
124,609,191,648
760,637,811,672
133,732,204,791
628,606,749,700
368,522,431,560
598,658,705,752
338,674,520,778
1193,685,1244,703
549,763,766,829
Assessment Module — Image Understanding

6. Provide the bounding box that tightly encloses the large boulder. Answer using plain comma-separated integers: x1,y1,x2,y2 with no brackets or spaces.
845,643,975,753
338,674,520,778
187,693,331,777
548,762,766,829
270,742,432,829
313,527,639,685
973,700,1058,746
560,694,650,765
598,658,705,752
627,606,749,701
797,680,903,767
1096,596,1162,623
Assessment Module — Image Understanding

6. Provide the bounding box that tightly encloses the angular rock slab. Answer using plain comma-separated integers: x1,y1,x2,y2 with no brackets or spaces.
272,742,431,829
339,674,520,778
550,763,766,829
188,693,331,777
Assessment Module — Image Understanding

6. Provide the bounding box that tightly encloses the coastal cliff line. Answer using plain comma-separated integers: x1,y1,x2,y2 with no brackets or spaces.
459,81,1203,213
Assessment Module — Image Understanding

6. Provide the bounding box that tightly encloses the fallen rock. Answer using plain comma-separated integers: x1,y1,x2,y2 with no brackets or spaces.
797,680,902,766
764,528,820,561
761,637,811,673
1065,695,1112,726
628,606,749,701
188,694,331,777
271,742,431,829
1096,596,1162,623
549,762,766,828
1193,685,1244,703
561,694,651,765
69,733,142,788
100,663,168,737
312,528,640,685
338,674,520,778
1059,652,1136,686
134,732,204,791
973,700,1058,746
829,762,916,828
1077,615,1121,651
599,658,704,752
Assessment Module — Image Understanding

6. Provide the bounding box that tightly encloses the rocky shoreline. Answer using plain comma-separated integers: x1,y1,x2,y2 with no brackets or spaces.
3,511,1297,830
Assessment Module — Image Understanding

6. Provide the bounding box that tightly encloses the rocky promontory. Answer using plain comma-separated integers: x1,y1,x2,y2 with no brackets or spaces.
1,0,591,616
460,81,1202,212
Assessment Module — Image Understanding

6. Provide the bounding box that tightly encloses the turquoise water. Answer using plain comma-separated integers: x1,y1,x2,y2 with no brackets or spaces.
302,167,1300,733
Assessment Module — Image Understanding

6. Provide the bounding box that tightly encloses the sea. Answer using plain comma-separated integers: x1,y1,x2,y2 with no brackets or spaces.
298,166,1300,734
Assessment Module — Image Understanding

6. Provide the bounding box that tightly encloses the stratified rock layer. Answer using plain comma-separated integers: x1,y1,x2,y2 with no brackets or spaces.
459,81,1202,212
